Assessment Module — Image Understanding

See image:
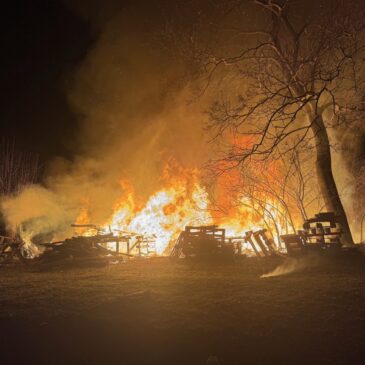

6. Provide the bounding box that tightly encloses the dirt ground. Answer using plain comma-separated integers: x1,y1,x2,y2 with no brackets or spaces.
1,256,365,365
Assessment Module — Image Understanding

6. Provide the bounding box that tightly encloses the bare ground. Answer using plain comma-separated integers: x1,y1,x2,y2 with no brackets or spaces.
1,256,365,365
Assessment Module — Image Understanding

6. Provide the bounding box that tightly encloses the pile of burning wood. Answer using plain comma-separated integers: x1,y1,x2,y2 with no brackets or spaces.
168,212,360,260
0,235,31,264
0,225,157,266
0,212,356,266
280,212,357,256
169,225,277,260
1,224,276,265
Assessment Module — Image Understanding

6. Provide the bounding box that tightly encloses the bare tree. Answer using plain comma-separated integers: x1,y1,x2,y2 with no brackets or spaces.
285,148,324,220
211,146,321,245
195,0,365,245
0,138,41,196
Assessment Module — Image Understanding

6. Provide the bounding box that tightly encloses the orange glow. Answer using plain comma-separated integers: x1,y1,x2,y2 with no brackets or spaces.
74,157,296,255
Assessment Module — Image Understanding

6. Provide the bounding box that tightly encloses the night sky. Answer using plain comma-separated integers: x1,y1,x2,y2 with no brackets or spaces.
1,0,364,169
0,0,93,161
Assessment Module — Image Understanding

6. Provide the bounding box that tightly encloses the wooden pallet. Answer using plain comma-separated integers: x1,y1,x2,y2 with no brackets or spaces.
170,225,233,259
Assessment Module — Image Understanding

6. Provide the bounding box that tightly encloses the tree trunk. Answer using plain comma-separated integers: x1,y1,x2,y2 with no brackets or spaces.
311,114,354,246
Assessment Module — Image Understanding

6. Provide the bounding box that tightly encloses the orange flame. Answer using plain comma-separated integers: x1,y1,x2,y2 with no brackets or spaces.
74,157,296,255
104,159,213,254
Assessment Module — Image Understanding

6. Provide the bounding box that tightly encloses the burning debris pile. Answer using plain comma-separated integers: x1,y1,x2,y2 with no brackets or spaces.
0,225,276,263
0,225,158,266
281,213,360,256
0,212,359,267
0,235,32,264
0,157,358,267
170,225,234,260
0,224,269,265
170,226,278,260
40,235,120,264
0,159,298,263
1,222,282,266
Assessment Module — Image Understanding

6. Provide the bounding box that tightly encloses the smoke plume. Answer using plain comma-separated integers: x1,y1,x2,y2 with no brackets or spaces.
1,0,364,246
1,185,77,253
0,1,212,243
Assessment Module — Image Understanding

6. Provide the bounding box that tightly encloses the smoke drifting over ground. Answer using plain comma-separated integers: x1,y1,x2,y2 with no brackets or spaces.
260,258,312,278
260,254,323,278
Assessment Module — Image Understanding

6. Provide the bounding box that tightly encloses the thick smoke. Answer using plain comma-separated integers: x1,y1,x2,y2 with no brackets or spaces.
63,0,213,192
0,1,212,241
1,185,75,252
1,0,364,244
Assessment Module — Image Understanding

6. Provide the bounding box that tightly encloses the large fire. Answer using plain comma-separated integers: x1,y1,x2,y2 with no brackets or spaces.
74,158,293,255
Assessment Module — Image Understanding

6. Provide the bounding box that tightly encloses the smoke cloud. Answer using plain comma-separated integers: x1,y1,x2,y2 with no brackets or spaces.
0,1,212,242
1,0,364,245
1,185,76,252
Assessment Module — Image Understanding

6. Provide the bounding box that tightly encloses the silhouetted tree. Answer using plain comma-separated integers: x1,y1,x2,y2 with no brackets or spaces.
0,138,41,196
192,0,365,245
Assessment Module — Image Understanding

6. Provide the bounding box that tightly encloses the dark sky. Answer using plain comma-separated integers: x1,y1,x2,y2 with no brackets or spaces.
0,0,93,161
1,0,364,169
